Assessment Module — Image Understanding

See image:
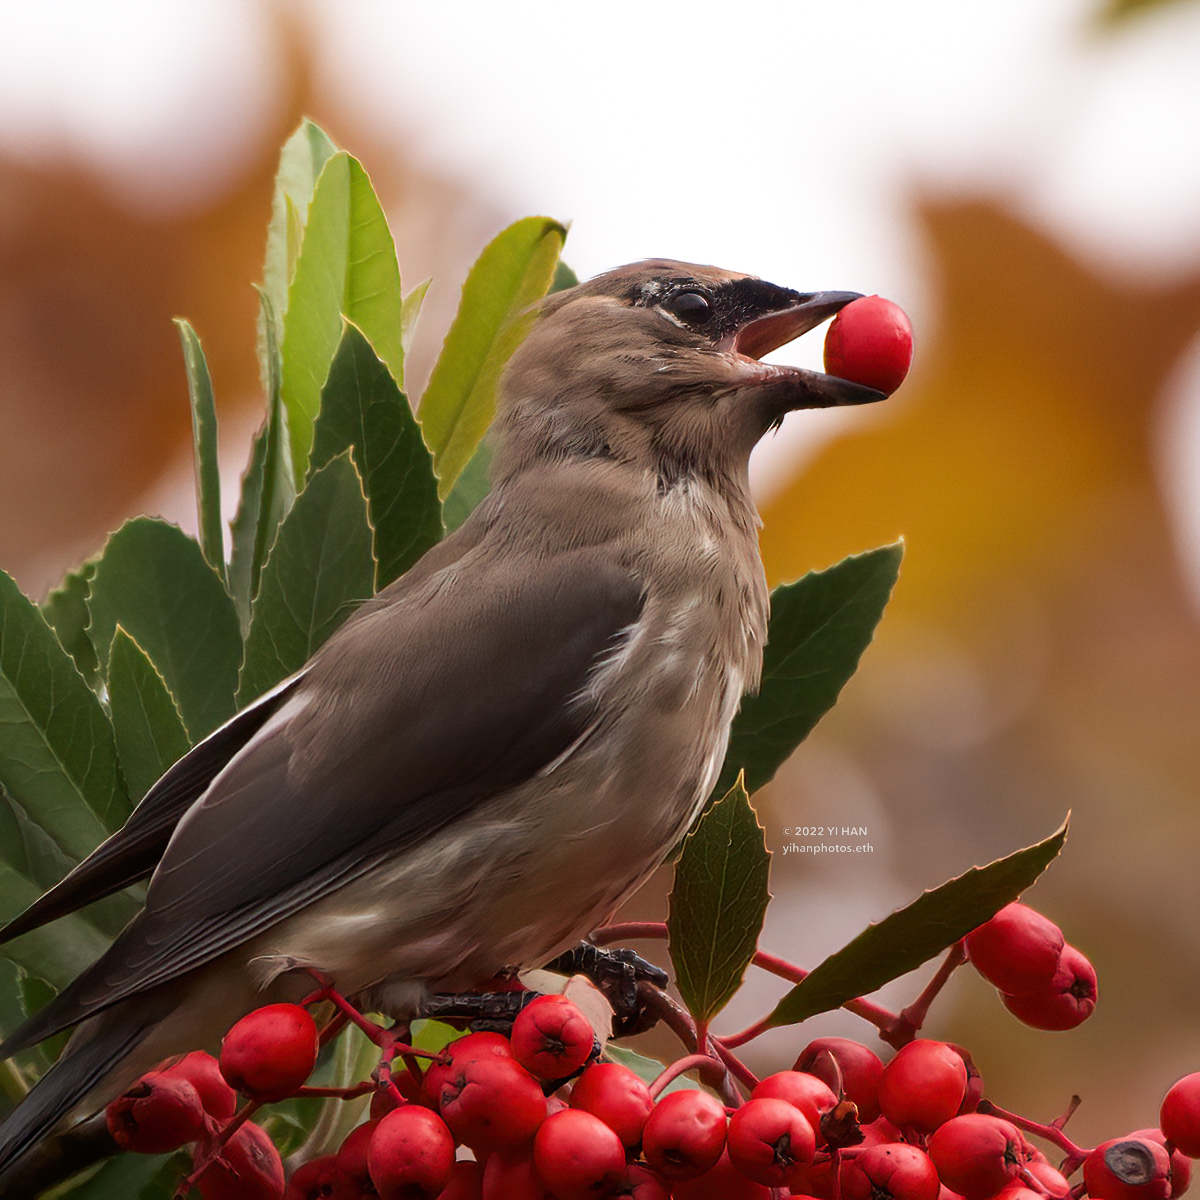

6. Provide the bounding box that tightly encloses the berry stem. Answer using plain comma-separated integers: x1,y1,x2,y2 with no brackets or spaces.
591,921,668,943
751,948,906,1040
976,1098,1091,1166
647,1053,726,1099
720,1013,774,1049
889,941,968,1046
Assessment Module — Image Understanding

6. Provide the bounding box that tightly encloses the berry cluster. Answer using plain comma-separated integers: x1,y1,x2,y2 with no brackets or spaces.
100,901,1197,1200
964,903,1098,1031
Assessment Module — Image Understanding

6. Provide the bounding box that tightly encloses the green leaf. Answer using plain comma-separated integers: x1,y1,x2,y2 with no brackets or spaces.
550,260,579,293
280,152,405,480
228,423,269,632
767,816,1070,1028
41,562,99,688
47,1148,183,1200
0,847,112,990
715,543,902,799
667,777,772,1025
88,519,243,741
0,570,126,850
0,781,77,898
418,216,567,497
174,319,225,582
401,279,431,365
441,438,493,533
230,292,298,632
261,119,340,351
238,453,376,705
107,628,193,804
311,323,443,590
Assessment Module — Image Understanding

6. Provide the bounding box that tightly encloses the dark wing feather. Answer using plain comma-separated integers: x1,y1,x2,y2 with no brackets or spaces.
2,550,642,1052
0,675,305,945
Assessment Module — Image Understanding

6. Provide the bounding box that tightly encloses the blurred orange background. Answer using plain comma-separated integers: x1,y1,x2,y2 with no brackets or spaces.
2,0,1200,1153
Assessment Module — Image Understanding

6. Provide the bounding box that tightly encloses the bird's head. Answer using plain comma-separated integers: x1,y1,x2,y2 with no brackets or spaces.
493,259,886,489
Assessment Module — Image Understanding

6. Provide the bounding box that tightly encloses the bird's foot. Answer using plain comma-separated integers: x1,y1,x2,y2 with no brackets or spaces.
418,989,535,1032
542,942,668,1035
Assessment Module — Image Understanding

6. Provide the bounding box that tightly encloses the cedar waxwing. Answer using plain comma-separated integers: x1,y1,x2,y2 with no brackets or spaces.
0,261,885,1181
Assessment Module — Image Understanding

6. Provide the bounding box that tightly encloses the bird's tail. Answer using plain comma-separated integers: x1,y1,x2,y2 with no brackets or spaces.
0,1014,147,1178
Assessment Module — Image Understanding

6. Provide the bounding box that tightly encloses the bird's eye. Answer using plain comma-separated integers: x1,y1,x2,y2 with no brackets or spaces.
666,291,713,324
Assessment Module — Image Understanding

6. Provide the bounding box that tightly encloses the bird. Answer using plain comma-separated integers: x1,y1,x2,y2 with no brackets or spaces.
0,259,885,1179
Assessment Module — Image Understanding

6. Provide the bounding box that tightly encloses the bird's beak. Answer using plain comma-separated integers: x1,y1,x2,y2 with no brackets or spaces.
720,289,888,410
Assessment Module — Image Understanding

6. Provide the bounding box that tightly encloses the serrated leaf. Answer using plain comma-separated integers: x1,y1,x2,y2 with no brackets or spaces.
41,562,98,688
418,216,566,497
174,319,225,582
714,543,902,800
401,278,431,365
311,323,443,590
441,438,493,533
767,816,1070,1028
667,777,772,1025
88,519,242,742
280,152,405,480
0,570,126,853
238,453,375,705
261,119,340,351
0,781,76,898
107,628,193,804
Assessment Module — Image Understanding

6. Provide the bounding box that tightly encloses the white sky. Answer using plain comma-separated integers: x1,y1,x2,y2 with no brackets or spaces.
2,0,1200,574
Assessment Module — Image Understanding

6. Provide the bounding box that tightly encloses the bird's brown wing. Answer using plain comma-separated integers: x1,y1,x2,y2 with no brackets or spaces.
1,549,643,1054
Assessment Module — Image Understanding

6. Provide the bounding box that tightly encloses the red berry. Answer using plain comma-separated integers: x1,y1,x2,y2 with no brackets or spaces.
752,1070,839,1138
796,1037,886,1124
877,1041,968,1133
162,1050,238,1121
1085,1138,1174,1200
641,1089,728,1181
194,1120,285,1200
671,1147,773,1198
843,1143,941,1200
436,1054,547,1154
605,1163,672,1199
965,903,1064,997
335,1119,379,1195
1001,944,1097,1031
220,1003,319,1102
422,1031,513,1106
284,1154,356,1200
105,1070,208,1153
823,295,914,396
481,1150,555,1199
927,1113,1025,1200
569,1062,654,1147
511,994,595,1081
367,1105,455,1200
992,1187,1045,1200
727,1096,817,1188
533,1108,625,1199
1023,1146,1071,1197
1131,1129,1192,1197
437,1160,485,1199
1161,1074,1200,1158
789,1116,903,1199
946,1045,984,1115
